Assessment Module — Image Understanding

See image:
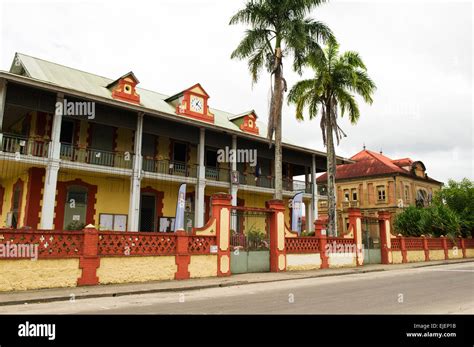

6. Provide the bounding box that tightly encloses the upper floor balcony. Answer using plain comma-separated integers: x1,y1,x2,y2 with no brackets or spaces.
1,133,50,159
60,143,133,169
142,157,198,178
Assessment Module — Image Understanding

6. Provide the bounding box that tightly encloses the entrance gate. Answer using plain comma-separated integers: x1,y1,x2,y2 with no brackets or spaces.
230,207,271,274
362,215,382,264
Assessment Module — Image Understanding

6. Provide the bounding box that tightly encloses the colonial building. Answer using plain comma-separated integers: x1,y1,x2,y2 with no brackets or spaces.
317,148,443,235
0,53,348,233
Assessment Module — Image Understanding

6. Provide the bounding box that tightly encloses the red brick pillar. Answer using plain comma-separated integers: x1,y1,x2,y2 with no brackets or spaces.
266,199,287,272
441,236,449,260
378,211,392,264
315,218,329,269
400,236,408,263
422,236,430,261
175,231,190,280
348,208,363,266
211,194,232,277
77,226,100,286
460,238,467,258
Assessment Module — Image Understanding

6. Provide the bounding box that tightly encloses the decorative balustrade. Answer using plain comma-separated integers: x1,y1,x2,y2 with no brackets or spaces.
284,179,312,193
285,237,320,253
187,235,217,254
142,158,198,178
98,231,177,256
1,134,50,158
427,238,444,249
205,166,230,182
0,229,83,258
404,237,424,250
326,237,356,246
60,143,133,169
391,238,401,250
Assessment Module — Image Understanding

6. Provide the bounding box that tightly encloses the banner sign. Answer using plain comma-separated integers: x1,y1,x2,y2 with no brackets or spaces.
291,192,303,234
174,183,186,232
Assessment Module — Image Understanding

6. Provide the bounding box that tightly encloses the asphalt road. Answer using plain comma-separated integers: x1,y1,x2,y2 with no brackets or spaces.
2,262,473,314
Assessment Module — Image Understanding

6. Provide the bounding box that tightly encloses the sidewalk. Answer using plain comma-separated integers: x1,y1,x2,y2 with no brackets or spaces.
0,258,472,307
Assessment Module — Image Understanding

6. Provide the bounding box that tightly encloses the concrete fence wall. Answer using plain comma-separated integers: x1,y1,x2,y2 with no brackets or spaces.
1,202,473,292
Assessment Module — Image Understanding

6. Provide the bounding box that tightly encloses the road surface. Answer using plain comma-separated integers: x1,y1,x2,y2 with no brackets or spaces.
1,262,473,314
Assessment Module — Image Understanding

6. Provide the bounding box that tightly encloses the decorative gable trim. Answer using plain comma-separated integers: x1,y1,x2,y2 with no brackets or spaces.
167,83,214,124
229,110,259,135
107,72,141,104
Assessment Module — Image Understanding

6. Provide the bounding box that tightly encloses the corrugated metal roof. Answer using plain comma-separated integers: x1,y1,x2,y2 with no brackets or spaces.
8,52,329,154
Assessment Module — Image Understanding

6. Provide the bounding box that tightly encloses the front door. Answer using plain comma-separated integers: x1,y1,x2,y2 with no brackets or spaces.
362,216,382,264
230,209,271,274
140,194,156,232
11,184,22,229
63,186,88,230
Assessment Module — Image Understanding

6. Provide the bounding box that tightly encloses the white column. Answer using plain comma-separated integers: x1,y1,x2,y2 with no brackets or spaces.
40,93,63,229
195,128,206,227
230,135,238,231
128,112,144,231
0,79,7,148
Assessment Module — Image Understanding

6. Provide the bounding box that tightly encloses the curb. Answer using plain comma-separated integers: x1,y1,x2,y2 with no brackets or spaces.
0,259,472,307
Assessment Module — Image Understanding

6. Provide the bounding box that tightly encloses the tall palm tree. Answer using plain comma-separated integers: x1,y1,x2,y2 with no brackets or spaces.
229,0,333,200
288,39,376,236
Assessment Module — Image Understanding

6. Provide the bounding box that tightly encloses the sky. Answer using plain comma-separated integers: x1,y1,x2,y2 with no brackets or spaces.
0,0,472,183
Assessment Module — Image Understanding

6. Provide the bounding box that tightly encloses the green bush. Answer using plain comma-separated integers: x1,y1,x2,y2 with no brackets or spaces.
433,178,474,237
394,205,461,238
65,221,85,231
393,206,423,236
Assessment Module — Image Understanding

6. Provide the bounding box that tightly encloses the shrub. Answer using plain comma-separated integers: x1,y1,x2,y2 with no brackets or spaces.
433,178,474,237
65,221,85,231
393,206,423,236
394,205,461,238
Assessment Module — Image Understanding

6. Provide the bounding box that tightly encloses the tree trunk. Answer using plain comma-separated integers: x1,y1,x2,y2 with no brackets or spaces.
326,102,337,236
272,53,284,200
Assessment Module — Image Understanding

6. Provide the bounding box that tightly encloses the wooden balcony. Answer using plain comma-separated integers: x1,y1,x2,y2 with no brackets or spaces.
60,143,133,169
1,134,49,158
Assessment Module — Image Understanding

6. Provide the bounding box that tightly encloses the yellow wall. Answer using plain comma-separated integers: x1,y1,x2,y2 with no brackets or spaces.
157,136,170,161
466,249,474,258
189,255,217,278
56,173,130,229
392,250,403,264
328,253,357,268
115,128,134,153
429,250,445,260
97,256,177,284
0,259,80,291
406,250,425,262
448,249,463,259
287,253,321,271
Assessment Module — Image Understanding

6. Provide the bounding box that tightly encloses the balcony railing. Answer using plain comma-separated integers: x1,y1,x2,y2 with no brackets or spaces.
284,179,312,193
205,166,230,182
142,158,197,178
342,200,360,208
1,134,49,158
238,172,274,189
60,143,133,169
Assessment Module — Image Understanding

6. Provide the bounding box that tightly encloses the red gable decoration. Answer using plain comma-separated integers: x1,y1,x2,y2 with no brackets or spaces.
239,112,259,135
107,72,140,104
167,83,214,124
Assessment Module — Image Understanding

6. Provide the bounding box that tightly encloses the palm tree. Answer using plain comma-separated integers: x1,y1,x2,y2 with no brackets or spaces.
288,39,376,236
229,0,333,200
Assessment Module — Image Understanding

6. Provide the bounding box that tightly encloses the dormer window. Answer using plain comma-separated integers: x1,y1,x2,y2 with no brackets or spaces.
229,110,260,135
165,83,214,123
107,72,140,104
